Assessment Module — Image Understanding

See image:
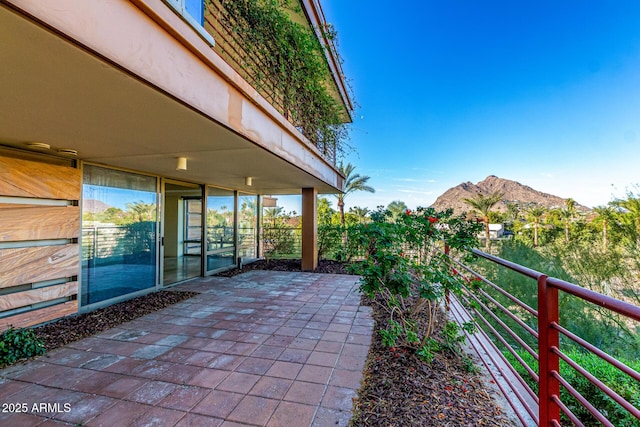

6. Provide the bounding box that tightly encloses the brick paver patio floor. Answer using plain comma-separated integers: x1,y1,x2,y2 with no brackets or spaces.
0,271,373,427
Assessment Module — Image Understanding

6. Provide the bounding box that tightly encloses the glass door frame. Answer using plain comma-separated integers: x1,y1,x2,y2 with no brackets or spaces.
160,178,204,286
204,185,237,275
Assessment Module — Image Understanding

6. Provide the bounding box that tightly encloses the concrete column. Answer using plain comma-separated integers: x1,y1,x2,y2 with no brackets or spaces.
301,187,318,271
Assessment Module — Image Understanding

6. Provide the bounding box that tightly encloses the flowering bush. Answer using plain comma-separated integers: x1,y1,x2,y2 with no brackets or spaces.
350,206,482,361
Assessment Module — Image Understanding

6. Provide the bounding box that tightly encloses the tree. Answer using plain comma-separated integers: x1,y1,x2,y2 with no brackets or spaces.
526,204,547,247
387,200,408,222
612,192,640,248
125,201,156,222
317,197,336,226
336,163,375,226
463,191,504,247
559,198,577,243
593,205,616,249
505,202,520,223
349,206,370,224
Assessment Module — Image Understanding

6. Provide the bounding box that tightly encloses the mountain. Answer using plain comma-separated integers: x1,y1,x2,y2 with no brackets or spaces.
431,175,588,215
83,199,112,214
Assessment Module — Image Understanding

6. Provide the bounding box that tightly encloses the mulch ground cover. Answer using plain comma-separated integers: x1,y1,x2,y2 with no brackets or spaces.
32,290,199,351
19,259,516,426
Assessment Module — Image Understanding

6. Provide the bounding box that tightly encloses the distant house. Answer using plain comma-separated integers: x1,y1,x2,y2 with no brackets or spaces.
478,224,505,240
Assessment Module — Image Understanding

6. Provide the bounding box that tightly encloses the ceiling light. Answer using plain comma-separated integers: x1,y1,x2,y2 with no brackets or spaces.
245,176,253,186
176,157,187,171
57,149,78,156
26,142,50,149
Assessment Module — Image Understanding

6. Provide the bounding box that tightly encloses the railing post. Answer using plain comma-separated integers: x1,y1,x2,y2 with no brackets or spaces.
444,243,450,312
538,274,560,425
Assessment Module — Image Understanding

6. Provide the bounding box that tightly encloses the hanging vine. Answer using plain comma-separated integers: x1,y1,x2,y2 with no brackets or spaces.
214,0,351,162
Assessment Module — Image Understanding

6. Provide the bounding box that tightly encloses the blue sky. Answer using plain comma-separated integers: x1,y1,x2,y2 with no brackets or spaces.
308,0,640,213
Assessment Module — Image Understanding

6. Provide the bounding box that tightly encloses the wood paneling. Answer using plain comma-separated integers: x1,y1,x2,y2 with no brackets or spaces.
0,205,80,242
0,244,79,289
0,301,78,332
0,282,78,311
0,155,80,200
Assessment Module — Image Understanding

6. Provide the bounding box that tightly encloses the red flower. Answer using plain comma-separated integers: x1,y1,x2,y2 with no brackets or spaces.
428,216,438,224
405,209,411,215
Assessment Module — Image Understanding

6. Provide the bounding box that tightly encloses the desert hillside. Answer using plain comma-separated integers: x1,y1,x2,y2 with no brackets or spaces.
431,175,588,215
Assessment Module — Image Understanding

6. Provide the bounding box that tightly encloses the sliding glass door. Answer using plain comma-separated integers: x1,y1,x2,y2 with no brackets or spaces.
81,165,158,306
205,186,235,273
162,181,203,285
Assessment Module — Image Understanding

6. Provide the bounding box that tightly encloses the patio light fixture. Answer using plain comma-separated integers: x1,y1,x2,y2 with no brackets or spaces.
176,157,187,171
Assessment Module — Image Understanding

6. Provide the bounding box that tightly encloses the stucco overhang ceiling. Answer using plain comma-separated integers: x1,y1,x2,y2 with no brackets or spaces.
0,4,339,195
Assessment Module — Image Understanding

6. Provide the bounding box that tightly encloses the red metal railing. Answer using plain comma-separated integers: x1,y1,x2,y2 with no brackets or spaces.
448,247,640,426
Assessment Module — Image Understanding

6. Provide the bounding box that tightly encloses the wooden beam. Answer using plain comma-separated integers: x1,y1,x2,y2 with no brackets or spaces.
0,282,78,311
0,244,79,289
0,301,78,332
0,155,80,200
0,205,80,242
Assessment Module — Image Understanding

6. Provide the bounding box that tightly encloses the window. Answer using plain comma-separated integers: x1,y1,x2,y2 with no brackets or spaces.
81,165,158,306
206,187,235,272
165,0,215,46
238,193,258,259
185,0,203,26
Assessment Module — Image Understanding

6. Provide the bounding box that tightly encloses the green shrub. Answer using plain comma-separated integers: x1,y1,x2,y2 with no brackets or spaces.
0,326,46,367
317,224,344,260
349,206,482,360
504,348,640,426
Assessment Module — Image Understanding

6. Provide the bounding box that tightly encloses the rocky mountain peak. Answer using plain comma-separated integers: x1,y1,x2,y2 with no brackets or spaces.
431,176,588,215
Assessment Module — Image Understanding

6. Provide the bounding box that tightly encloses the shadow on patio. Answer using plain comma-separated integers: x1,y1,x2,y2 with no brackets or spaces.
0,271,373,426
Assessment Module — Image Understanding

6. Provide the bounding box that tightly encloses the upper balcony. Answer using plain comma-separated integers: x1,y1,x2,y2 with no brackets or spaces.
203,0,353,164
0,0,351,194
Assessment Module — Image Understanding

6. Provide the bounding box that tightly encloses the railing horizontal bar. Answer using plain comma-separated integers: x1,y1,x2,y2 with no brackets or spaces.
547,277,640,321
465,299,540,385
473,285,538,339
452,246,640,426
552,346,640,419
472,248,546,280
449,297,539,425
552,371,615,427
551,322,640,382
551,394,585,427
451,257,538,316
462,289,540,352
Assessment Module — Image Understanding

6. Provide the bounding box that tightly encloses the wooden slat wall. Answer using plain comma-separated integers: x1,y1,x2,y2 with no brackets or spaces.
0,205,80,241
0,154,80,332
0,282,78,311
0,156,80,200
0,245,79,289
0,301,78,331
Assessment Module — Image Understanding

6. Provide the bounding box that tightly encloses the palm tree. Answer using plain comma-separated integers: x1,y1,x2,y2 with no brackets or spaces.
349,206,370,224
387,200,408,222
463,191,504,246
612,193,640,247
505,202,520,222
559,198,577,243
336,163,375,226
125,201,157,222
593,205,616,249
526,204,547,247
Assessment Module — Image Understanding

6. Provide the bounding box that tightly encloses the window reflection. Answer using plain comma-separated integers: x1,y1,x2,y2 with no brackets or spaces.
81,165,157,306
239,193,257,259
206,187,235,271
